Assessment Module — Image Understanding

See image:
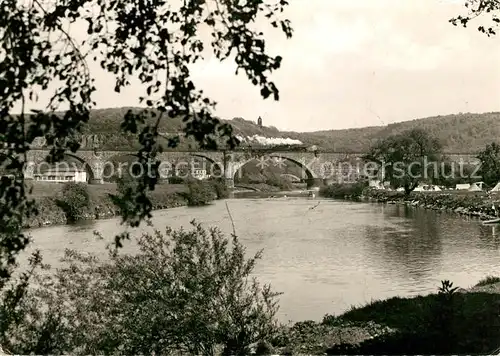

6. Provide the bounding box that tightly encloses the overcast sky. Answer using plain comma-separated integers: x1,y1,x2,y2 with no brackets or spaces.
25,0,500,132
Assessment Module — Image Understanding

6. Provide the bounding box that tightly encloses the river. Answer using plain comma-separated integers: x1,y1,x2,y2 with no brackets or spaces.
24,197,500,323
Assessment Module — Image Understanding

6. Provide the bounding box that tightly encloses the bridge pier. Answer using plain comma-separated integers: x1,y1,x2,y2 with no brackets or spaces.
224,178,235,189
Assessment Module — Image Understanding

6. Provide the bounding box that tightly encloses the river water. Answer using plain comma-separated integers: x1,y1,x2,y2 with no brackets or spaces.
24,198,500,323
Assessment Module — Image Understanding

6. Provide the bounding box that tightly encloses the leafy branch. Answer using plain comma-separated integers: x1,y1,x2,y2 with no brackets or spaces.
0,0,292,280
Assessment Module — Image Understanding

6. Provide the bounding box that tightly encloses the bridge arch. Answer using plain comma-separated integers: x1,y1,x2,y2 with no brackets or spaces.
232,154,316,182
62,153,96,183
105,153,223,181
29,153,97,183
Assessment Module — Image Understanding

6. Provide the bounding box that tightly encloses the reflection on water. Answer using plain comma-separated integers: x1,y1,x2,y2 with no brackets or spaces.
25,198,500,323
364,206,443,285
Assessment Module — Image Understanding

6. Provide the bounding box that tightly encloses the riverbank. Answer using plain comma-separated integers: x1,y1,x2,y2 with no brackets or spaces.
233,189,314,199
268,276,500,355
234,182,307,193
318,183,500,221
17,189,500,354
26,180,309,229
25,182,189,229
362,189,500,221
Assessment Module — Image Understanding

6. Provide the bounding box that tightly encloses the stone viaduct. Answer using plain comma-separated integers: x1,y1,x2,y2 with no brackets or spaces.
24,147,481,188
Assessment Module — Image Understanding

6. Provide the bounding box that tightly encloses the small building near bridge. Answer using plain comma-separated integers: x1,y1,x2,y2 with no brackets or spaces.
191,169,208,180
34,167,88,183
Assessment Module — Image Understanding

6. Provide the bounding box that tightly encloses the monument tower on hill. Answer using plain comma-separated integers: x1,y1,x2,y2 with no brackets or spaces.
257,116,262,127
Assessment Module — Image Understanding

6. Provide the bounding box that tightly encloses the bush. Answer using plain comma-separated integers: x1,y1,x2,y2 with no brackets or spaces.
265,174,294,191
182,180,215,206
5,222,281,355
0,252,66,355
55,182,91,223
319,182,367,199
168,175,186,184
207,177,230,199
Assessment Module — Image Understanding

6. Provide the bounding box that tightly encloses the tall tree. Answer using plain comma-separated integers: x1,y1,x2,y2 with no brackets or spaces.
0,0,292,283
364,128,442,195
477,142,500,186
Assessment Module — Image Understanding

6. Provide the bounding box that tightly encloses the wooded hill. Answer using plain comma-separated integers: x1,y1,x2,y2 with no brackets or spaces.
77,108,500,153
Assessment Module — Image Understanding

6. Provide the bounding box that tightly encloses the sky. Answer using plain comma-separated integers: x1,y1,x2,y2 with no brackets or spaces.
23,0,500,132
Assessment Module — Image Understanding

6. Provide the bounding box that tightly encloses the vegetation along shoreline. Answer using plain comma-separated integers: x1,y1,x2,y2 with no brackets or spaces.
30,180,500,230
320,183,500,221
25,177,231,229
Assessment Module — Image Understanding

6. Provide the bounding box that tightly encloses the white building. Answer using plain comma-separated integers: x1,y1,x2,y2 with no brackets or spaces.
191,169,208,180
413,184,442,192
34,167,88,183
369,179,390,190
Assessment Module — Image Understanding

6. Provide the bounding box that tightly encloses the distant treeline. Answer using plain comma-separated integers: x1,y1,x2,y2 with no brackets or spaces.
27,108,500,153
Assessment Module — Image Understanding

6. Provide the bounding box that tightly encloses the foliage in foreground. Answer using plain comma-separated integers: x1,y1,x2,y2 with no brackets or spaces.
326,280,500,355
3,240,500,355
0,0,293,282
265,280,500,355
451,0,500,36
0,222,281,355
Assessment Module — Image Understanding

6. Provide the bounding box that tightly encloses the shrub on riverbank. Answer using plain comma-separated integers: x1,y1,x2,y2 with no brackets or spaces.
319,182,367,200
265,174,294,191
27,179,223,228
181,180,216,206
55,183,92,223
206,177,230,199
168,176,187,184
25,182,188,228
28,196,67,227
238,173,295,191
1,222,280,355
179,179,232,206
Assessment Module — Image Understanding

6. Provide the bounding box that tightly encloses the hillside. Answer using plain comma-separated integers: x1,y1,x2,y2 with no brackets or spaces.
65,108,500,153
294,111,500,153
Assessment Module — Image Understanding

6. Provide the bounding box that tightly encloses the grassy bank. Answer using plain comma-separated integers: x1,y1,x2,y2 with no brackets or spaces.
267,277,500,355
25,180,227,229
